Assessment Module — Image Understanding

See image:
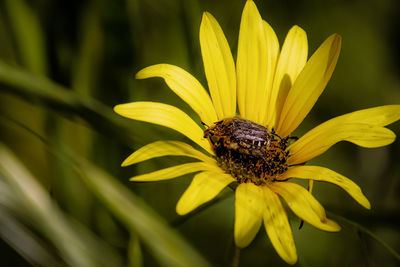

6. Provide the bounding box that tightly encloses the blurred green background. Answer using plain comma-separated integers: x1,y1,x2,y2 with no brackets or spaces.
0,0,399,266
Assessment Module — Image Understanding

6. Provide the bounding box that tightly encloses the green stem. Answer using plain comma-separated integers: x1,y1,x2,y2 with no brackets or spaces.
231,246,240,267
327,211,400,261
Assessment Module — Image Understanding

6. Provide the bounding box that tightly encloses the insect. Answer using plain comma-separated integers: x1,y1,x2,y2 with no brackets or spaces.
203,117,289,184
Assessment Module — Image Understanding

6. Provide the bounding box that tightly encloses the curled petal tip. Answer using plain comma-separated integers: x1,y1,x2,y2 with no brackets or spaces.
290,25,304,32
364,199,372,210
175,205,187,216
135,69,146,79
244,0,257,9
202,11,211,17
201,12,213,25
332,33,342,39
113,104,122,113
325,219,341,232
330,33,342,47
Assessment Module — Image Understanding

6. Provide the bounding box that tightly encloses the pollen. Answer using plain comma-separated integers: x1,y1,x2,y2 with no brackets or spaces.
204,117,290,185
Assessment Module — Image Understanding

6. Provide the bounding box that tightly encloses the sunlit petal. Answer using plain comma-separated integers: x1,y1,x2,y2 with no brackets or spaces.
176,171,234,215
260,20,280,126
277,34,341,137
236,0,269,123
122,140,214,167
114,102,212,153
308,180,314,194
262,186,297,265
279,166,371,209
288,123,395,165
268,26,307,128
269,182,341,232
200,12,236,119
331,105,400,127
130,162,217,182
288,105,400,164
136,64,218,126
234,182,264,247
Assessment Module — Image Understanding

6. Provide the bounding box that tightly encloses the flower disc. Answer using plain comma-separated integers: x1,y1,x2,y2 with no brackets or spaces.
204,117,290,185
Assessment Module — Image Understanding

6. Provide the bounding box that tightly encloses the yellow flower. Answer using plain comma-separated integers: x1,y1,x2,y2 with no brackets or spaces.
114,0,400,264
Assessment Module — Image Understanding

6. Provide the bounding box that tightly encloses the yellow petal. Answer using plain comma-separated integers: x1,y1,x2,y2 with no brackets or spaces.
236,0,269,124
305,104,400,132
280,166,371,209
136,64,218,126
262,186,297,265
114,102,212,154
234,182,264,248
277,34,342,137
130,162,216,182
122,140,214,167
268,26,307,129
288,105,400,164
269,182,341,232
200,12,236,119
332,105,400,127
176,171,234,215
262,20,280,127
288,123,396,165
308,180,314,194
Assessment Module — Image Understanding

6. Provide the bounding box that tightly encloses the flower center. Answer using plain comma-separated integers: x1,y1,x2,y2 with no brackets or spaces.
204,117,289,185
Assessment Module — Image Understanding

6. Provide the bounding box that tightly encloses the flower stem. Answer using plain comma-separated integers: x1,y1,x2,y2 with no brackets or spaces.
232,246,240,267
327,211,400,261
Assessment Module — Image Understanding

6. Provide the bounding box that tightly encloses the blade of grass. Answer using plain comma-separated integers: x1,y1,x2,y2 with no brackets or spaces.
4,0,47,75
128,232,143,267
327,211,400,260
72,3,103,98
49,2,104,225
0,144,123,267
0,60,151,146
1,117,211,267
0,12,17,64
75,158,211,267
0,207,64,267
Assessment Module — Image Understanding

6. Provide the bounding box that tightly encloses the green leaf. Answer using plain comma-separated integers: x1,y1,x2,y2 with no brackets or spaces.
0,60,151,146
128,232,143,267
0,144,123,267
0,207,64,267
75,157,211,267
4,0,47,75
1,113,211,267
72,4,103,97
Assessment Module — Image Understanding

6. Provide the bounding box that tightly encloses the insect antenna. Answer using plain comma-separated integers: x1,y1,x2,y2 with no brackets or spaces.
201,121,209,128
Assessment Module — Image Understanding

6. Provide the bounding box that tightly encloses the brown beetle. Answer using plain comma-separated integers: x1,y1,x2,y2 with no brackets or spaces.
204,117,289,184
